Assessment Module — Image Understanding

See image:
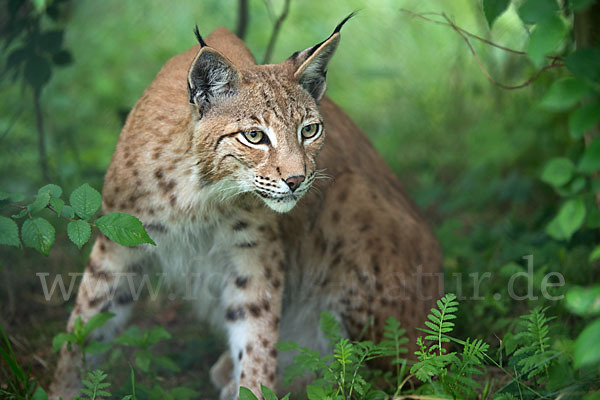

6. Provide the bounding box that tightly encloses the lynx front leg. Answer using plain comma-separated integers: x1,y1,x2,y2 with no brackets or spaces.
221,230,285,399
49,234,146,400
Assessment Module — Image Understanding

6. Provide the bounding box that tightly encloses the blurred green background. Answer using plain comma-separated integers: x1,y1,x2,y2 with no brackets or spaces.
2,0,595,396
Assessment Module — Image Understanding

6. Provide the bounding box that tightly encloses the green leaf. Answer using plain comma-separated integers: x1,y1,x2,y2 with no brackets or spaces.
52,332,75,353
24,55,51,90
32,387,48,400
591,245,600,261
567,46,600,83
95,212,155,246
146,326,171,346
28,191,51,214
135,350,151,372
540,157,574,187
69,183,102,220
0,190,25,203
85,341,112,355
307,385,327,400
570,101,600,139
518,0,559,24
49,197,65,216
67,220,91,249
482,0,510,27
52,49,73,66
32,0,46,12
579,136,600,173
61,205,75,219
38,184,62,198
568,0,597,11
81,313,115,339
239,387,259,400
151,355,180,372
540,78,593,111
545,198,586,241
527,15,567,67
573,317,600,368
261,385,278,400
21,218,55,255
566,286,600,316
0,216,20,247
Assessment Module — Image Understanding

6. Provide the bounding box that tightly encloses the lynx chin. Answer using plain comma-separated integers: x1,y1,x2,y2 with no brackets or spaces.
49,14,442,399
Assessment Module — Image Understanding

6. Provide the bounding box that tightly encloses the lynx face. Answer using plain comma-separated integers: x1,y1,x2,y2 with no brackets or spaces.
193,72,326,213
188,26,341,212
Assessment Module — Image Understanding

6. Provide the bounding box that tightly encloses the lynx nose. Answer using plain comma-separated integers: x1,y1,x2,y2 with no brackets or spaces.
284,175,305,192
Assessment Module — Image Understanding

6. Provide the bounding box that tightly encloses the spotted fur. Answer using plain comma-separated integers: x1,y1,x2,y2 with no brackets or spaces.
49,22,442,400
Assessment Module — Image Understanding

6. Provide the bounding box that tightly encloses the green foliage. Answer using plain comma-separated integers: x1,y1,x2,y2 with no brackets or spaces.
76,370,112,400
238,385,290,400
0,323,47,399
0,183,155,255
113,326,178,373
95,213,156,247
52,313,115,371
482,0,511,27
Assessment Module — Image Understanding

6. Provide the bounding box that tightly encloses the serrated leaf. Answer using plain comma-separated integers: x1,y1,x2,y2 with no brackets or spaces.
38,184,62,198
69,183,102,220
540,78,593,111
260,385,278,400
67,220,91,249
85,341,112,355
579,136,600,173
95,212,155,246
52,332,75,353
0,216,20,247
545,198,586,241
135,350,151,372
21,218,55,255
566,46,600,82
28,191,50,214
146,326,171,345
518,0,559,24
49,197,64,216
61,205,75,219
239,387,259,400
540,157,575,187
81,312,114,338
482,0,510,27
570,101,600,139
527,15,567,67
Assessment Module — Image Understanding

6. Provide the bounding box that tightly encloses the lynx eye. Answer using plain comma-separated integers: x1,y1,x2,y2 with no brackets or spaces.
243,130,267,145
301,123,321,139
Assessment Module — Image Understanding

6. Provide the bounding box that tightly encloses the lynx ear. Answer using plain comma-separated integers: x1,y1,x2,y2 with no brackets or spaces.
289,12,355,102
188,27,240,116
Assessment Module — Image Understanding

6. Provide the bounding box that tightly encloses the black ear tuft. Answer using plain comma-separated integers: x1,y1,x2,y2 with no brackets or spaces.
333,10,358,34
194,25,208,47
288,13,355,102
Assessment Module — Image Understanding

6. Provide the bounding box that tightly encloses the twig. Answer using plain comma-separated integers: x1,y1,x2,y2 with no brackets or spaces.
262,0,291,64
236,0,249,40
33,87,50,182
400,9,565,90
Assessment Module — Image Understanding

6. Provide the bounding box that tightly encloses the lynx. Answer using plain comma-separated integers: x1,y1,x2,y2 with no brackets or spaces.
49,15,442,399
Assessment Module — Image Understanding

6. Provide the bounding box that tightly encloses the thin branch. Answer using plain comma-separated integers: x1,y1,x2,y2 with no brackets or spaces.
236,0,249,40
262,0,291,64
400,9,565,90
33,87,50,182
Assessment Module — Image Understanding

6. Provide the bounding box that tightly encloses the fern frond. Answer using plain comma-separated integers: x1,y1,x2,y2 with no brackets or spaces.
422,293,459,355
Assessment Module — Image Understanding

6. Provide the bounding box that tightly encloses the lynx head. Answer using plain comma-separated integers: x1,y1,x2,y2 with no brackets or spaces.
187,14,353,213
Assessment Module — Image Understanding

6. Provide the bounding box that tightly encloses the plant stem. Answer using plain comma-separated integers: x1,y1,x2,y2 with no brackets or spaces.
33,87,50,182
